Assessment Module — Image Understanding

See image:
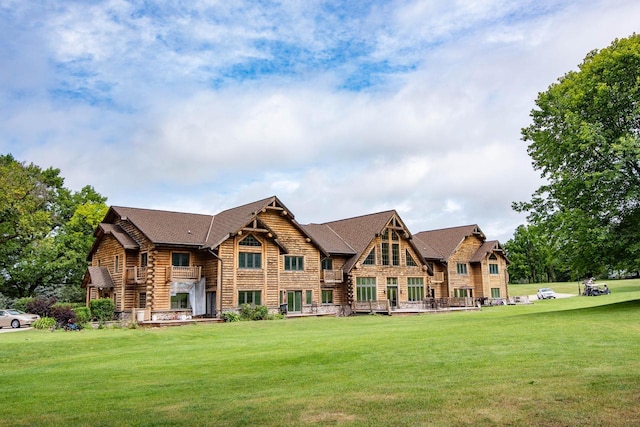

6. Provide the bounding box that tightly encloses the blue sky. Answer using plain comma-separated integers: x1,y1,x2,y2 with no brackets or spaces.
1,0,639,242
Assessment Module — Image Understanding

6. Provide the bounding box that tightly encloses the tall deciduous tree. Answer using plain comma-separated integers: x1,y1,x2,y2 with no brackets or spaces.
515,34,640,278
0,154,107,299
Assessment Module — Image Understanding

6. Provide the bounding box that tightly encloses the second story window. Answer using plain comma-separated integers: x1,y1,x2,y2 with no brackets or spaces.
456,263,468,275
140,253,148,267
363,248,376,265
172,252,190,266
284,256,304,271
321,258,333,270
406,250,417,267
239,252,261,269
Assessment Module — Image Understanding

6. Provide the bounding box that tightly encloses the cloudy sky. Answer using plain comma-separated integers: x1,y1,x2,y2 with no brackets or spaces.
1,0,638,242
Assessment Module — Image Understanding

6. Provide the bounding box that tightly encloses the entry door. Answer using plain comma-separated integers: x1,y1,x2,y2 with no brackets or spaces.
387,286,398,308
287,291,302,313
206,291,216,317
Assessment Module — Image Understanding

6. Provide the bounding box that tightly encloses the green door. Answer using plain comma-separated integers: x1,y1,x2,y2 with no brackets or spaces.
387,286,398,308
287,291,302,313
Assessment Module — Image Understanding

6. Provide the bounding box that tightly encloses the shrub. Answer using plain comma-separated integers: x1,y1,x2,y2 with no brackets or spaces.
73,306,92,324
51,303,77,327
12,297,33,312
239,304,269,321
221,311,240,322
26,296,57,318
32,317,56,330
90,298,115,323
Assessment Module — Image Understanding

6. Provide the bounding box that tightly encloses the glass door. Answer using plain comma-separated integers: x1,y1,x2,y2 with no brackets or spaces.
287,291,302,313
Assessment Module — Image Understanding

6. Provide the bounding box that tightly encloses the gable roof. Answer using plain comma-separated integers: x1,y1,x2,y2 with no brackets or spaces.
301,223,356,256
82,267,115,288
107,206,213,246
470,240,510,264
413,225,485,261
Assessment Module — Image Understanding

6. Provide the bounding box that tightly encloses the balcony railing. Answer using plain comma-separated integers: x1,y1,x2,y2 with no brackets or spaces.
322,269,344,283
167,265,202,282
125,266,148,284
432,272,445,283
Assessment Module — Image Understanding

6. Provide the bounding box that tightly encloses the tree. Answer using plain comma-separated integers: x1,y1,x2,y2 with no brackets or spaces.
515,34,640,278
0,154,107,299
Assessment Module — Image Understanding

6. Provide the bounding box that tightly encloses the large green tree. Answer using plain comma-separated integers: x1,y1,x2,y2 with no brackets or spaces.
515,34,640,278
0,155,107,299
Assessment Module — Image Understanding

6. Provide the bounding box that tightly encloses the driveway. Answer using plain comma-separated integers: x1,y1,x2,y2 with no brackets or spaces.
530,293,577,301
0,326,32,333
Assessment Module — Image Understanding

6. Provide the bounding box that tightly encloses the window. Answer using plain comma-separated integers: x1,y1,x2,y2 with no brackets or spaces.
139,292,146,308
140,252,148,267
392,243,400,266
239,252,262,269
387,277,398,286
356,277,377,301
171,293,190,309
456,263,468,275
306,290,312,304
363,248,375,265
381,242,389,265
406,250,417,267
239,235,261,246
239,291,261,305
407,277,424,301
491,288,501,298
321,290,333,304
454,288,472,297
284,256,304,271
172,252,190,266
489,264,499,274
114,255,119,273
321,258,333,270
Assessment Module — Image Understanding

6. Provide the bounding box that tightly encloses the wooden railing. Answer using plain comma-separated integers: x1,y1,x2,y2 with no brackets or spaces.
125,266,148,284
322,269,344,283
167,265,202,281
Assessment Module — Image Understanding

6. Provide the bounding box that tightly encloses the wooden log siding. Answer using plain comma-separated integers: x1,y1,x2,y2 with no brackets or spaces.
260,210,321,306
447,235,483,297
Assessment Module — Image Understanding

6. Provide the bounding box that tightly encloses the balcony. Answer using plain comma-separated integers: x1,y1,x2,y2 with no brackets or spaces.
167,265,202,282
322,269,343,283
126,266,148,285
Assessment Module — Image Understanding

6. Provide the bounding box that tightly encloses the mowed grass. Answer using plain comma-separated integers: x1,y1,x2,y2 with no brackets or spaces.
2,280,640,426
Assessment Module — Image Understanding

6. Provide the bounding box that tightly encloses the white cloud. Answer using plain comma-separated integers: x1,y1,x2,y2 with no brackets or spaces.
1,0,640,244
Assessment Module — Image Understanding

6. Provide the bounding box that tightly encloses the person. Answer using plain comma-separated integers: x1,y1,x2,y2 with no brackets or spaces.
603,284,610,295
67,319,79,331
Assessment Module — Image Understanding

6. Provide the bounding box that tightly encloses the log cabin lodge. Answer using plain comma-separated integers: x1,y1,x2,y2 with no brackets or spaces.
82,196,509,321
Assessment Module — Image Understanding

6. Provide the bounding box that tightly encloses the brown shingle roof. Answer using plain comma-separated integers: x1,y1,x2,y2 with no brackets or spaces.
82,267,115,288
412,235,444,261
108,206,214,246
414,225,485,260
301,223,356,255
204,196,278,249
97,223,139,249
470,240,509,264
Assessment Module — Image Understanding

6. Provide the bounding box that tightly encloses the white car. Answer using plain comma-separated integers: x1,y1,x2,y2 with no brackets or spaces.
0,309,40,328
537,288,556,300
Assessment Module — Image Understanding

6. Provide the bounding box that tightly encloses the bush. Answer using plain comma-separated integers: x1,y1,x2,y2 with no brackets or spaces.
26,296,57,318
90,298,115,322
32,317,56,330
73,306,92,324
221,311,240,322
239,304,270,320
12,297,33,312
51,303,77,327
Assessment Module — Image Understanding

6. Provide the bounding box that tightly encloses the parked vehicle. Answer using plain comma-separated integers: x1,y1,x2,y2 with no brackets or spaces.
0,309,40,328
583,283,610,296
537,288,556,300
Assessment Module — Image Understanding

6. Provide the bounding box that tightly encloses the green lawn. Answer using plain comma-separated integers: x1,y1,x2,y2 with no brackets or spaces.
2,280,640,426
